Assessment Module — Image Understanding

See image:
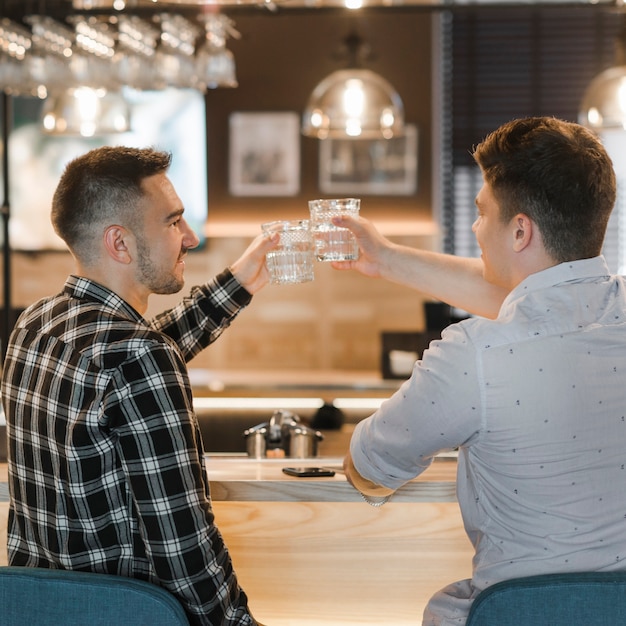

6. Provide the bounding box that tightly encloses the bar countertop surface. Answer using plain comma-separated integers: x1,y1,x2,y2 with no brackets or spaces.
206,455,458,503
0,456,458,504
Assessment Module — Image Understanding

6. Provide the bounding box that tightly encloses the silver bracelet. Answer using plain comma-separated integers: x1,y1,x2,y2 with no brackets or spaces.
360,492,391,507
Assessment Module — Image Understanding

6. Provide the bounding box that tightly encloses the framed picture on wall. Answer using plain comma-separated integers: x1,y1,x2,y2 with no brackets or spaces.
319,124,418,196
228,111,300,196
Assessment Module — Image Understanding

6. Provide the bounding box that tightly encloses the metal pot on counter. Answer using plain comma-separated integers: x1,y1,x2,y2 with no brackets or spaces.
243,423,269,458
285,424,324,458
243,409,324,458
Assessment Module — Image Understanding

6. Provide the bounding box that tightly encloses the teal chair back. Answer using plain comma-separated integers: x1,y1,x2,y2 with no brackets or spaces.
466,572,626,625
0,567,190,626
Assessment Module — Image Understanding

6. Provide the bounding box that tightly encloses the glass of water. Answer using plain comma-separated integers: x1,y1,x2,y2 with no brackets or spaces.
308,198,360,262
261,219,315,285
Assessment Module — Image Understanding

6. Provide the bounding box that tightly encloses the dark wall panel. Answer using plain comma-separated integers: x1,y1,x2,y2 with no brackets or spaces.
204,11,433,226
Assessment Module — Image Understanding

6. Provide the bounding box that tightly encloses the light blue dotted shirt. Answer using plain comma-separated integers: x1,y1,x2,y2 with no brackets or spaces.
351,256,626,625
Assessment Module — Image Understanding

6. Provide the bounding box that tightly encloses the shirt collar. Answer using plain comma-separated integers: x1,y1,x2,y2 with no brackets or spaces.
63,275,145,323
500,256,611,314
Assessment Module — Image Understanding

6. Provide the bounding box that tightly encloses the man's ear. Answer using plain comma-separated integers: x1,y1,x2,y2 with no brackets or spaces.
103,225,133,264
512,214,533,253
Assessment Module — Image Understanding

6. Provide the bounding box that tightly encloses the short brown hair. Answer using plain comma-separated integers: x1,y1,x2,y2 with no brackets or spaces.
51,146,172,262
473,117,616,262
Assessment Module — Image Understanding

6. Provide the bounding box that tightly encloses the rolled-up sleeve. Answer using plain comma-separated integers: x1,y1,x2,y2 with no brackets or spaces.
350,323,483,490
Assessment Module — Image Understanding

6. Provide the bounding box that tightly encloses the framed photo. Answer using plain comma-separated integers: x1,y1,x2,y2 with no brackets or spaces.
319,124,418,196
229,111,300,197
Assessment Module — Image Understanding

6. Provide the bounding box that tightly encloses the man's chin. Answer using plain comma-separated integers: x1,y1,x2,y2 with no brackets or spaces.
153,277,185,296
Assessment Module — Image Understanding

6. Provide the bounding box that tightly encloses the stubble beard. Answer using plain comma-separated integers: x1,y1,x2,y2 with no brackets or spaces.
135,234,185,295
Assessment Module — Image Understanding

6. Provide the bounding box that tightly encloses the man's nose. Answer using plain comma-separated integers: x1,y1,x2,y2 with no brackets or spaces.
183,219,200,250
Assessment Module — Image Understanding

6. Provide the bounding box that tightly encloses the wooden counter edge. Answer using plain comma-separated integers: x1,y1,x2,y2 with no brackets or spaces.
209,478,457,503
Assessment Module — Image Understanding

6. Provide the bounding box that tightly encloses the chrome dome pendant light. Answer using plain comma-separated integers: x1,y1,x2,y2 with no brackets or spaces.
302,32,404,140
579,18,626,131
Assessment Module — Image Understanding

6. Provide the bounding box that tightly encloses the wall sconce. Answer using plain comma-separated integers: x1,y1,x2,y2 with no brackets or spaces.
579,18,626,130
302,32,404,139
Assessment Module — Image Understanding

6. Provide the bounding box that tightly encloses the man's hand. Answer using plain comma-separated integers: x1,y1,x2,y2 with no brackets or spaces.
229,231,279,294
329,215,393,279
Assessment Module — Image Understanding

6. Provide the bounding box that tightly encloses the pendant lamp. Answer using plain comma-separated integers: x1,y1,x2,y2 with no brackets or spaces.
302,32,404,140
41,86,131,136
579,18,626,131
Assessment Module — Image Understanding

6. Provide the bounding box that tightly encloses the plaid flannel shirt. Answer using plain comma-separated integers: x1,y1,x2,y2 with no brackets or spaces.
1,270,259,626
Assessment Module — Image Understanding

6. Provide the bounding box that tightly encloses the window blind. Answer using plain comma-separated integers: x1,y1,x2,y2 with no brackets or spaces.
441,7,622,270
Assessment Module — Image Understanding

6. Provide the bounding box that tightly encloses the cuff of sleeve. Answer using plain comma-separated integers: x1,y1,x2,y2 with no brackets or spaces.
213,268,253,307
344,453,396,498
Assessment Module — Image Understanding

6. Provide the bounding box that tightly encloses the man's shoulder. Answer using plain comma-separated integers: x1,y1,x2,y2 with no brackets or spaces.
14,293,174,370
440,314,521,354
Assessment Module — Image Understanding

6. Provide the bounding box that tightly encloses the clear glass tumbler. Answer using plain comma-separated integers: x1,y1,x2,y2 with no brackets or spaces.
261,219,315,285
308,198,360,262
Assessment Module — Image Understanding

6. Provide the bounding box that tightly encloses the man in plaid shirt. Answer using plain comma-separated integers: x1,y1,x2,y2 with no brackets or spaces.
1,146,276,625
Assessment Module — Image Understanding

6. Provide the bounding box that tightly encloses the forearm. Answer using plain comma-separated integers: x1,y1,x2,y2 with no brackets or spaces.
377,243,506,319
151,269,251,360
332,215,507,319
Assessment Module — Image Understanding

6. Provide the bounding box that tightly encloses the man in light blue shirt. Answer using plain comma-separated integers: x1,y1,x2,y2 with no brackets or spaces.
334,117,623,625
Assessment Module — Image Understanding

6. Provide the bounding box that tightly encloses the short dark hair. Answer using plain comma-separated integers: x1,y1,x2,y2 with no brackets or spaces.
51,146,172,262
473,117,616,263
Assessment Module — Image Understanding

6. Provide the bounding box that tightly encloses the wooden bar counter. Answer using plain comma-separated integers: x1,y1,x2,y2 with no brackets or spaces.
208,455,473,625
207,456,459,503
0,456,473,625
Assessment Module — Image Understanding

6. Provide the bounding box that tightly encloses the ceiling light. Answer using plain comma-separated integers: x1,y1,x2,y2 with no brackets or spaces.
37,15,131,136
580,65,626,130
579,18,626,130
41,86,131,136
302,32,404,139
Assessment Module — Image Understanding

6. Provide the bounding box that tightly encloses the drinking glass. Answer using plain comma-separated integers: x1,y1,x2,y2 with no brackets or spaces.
261,219,315,285
308,198,360,262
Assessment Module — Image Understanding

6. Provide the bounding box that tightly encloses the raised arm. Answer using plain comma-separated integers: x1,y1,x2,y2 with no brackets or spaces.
330,215,507,319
